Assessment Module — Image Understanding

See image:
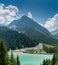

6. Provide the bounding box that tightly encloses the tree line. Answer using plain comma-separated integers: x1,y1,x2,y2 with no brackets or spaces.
0,41,20,65
0,41,56,65
42,54,56,65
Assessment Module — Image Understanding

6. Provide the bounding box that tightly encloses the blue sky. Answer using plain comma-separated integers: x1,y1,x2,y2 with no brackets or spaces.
0,0,58,24
0,0,58,31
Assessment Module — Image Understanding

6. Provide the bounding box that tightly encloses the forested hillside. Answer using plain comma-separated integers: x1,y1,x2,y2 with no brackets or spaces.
0,26,37,49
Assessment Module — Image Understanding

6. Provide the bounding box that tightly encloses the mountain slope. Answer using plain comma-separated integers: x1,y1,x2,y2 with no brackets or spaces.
9,15,50,35
24,28,58,44
8,16,58,45
51,30,58,39
0,26,36,49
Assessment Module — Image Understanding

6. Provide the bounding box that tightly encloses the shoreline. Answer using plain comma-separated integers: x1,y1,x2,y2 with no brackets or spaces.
8,49,53,56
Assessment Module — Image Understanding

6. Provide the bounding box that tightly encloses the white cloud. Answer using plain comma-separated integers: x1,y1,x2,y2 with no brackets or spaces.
44,13,58,31
28,12,33,19
0,3,19,25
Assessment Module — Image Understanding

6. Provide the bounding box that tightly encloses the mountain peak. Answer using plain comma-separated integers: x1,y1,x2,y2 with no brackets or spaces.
9,15,50,35
21,15,28,18
21,15,33,20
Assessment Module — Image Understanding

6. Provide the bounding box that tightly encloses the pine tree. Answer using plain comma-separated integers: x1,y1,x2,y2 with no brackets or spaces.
42,59,46,65
10,51,17,65
0,41,10,65
42,59,50,65
17,55,20,65
45,59,50,65
10,52,13,65
51,54,56,65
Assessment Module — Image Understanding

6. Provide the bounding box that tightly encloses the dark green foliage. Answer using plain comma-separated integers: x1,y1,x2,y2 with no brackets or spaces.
17,55,20,65
42,54,56,65
10,52,17,65
42,59,50,65
0,26,36,50
43,45,57,65
43,45,55,53
43,45,58,65
42,59,46,65
46,59,50,65
0,41,10,65
0,41,21,65
24,28,58,45
51,54,56,65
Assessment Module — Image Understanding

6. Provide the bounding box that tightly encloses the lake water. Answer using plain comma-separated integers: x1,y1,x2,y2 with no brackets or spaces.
13,53,53,65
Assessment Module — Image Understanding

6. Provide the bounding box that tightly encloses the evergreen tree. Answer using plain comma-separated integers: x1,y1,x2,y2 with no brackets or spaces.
0,41,10,65
17,55,20,65
42,59,50,65
45,59,50,65
42,59,46,65
10,51,17,65
51,54,56,65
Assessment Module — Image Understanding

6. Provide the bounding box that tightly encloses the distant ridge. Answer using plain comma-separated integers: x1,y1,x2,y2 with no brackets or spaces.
51,29,58,39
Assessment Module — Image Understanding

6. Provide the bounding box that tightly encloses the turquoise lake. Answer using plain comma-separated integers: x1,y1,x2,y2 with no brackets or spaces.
13,53,53,65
